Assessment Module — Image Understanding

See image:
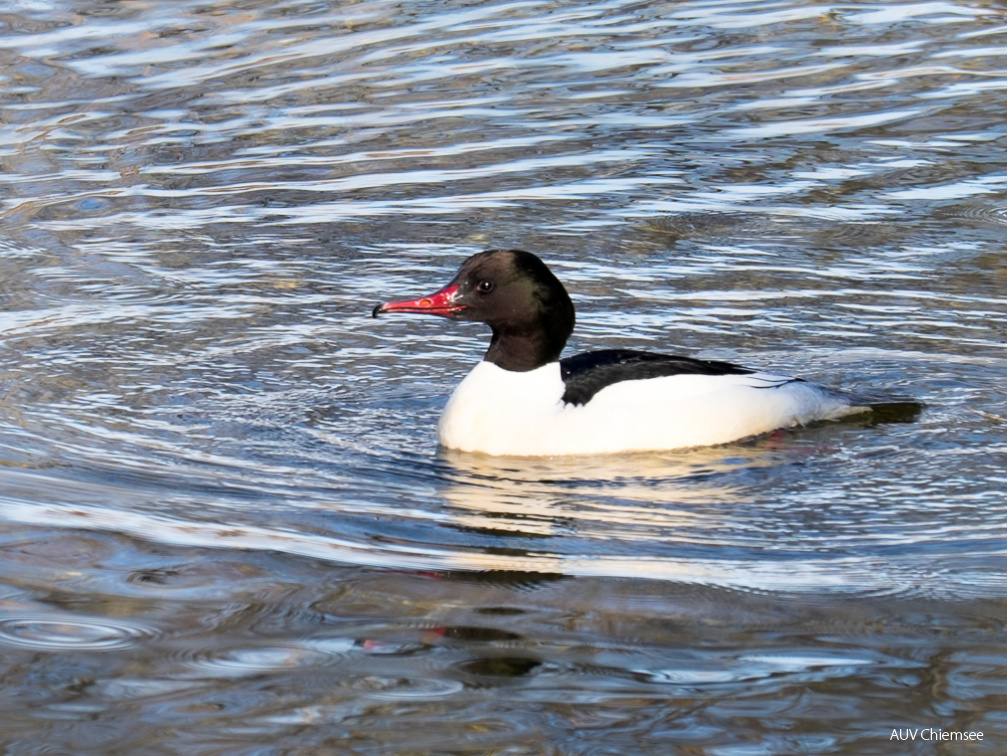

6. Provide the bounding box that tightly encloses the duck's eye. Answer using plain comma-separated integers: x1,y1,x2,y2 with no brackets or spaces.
477,279,494,293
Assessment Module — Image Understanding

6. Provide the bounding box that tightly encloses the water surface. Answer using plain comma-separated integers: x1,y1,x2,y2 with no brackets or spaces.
1,0,1006,752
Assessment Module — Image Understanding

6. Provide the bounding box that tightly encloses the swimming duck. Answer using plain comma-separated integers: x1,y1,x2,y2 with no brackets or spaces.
373,250,916,456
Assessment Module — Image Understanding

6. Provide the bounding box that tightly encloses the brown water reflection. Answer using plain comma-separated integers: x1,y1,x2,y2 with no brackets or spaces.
0,523,1003,753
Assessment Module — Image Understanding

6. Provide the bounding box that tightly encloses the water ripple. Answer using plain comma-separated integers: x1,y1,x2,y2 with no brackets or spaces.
0,614,156,651
350,675,465,699
184,644,344,677
935,201,1007,226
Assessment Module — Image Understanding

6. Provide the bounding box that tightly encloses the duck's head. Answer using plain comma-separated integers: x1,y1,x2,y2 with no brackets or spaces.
373,249,575,372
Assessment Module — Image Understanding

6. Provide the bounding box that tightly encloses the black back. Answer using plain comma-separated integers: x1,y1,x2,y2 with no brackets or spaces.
559,349,754,406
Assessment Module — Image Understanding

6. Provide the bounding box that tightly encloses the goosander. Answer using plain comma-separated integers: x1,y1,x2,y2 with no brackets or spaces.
373,250,918,456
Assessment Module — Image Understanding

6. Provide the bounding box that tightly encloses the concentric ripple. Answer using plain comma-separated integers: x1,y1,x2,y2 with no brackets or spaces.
184,643,345,677
934,202,1007,226
349,675,465,699
0,615,157,651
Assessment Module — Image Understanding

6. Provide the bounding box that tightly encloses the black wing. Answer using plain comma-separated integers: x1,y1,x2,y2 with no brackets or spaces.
559,349,754,406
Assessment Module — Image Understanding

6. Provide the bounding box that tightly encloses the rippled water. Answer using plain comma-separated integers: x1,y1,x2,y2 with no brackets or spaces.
1,0,1006,752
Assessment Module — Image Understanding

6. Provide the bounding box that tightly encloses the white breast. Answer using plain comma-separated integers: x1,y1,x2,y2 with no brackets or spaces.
437,361,865,456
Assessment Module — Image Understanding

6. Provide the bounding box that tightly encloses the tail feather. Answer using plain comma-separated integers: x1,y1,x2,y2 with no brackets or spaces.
834,388,924,424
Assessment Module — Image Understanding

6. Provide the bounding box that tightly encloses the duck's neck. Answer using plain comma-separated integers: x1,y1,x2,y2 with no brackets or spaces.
482,270,576,372
484,326,568,372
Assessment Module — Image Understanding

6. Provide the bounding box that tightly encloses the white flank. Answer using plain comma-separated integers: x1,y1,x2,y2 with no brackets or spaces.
438,361,866,456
